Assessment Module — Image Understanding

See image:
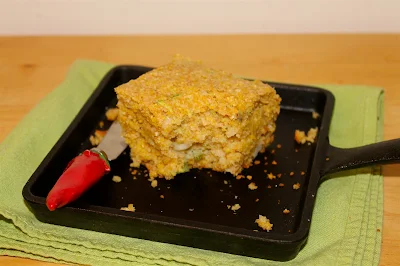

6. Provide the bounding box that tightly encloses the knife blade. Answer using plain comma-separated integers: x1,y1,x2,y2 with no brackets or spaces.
97,121,127,160
46,121,127,211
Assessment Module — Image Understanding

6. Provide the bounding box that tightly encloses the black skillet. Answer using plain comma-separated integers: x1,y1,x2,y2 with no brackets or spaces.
22,65,400,261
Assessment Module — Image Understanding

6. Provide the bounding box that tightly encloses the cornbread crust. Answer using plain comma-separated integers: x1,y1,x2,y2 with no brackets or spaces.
115,55,281,179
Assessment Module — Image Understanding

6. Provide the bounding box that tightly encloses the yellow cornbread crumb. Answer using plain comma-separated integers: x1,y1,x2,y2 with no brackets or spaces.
267,173,276,180
231,204,241,212
120,204,135,212
89,130,106,146
294,127,318,144
106,108,119,121
151,179,158,188
293,183,301,190
255,215,273,231
312,111,320,119
248,182,258,190
112,175,122,183
236,174,244,180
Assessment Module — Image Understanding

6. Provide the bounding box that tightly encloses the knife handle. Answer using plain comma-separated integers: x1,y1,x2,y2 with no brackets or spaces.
46,149,111,211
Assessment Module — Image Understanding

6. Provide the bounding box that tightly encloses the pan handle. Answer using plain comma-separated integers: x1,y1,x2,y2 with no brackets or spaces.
320,138,400,176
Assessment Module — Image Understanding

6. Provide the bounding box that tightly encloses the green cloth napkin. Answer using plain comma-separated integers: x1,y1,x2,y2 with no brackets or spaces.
0,60,383,266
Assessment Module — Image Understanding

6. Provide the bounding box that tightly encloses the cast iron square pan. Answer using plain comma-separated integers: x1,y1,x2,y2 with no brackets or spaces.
23,65,399,261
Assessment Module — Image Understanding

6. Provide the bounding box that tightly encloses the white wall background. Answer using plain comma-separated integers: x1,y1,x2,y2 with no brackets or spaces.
0,0,399,35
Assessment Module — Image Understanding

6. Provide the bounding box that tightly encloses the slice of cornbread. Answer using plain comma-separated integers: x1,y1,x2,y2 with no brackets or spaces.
115,55,281,179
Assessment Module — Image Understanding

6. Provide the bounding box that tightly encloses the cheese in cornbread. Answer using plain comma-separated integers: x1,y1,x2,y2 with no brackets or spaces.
115,55,281,179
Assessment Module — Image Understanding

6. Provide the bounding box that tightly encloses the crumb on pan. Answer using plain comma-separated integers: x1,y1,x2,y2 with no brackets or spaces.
295,149,299,153
307,128,318,143
271,149,275,154
276,144,282,148
236,174,244,180
132,170,138,175
120,204,135,212
106,108,119,121
326,157,330,161
289,171,294,176
263,170,267,173
160,195,164,199
294,130,306,144
223,180,228,184
301,171,305,176
99,121,104,128
277,173,282,178
255,198,260,202
89,130,107,146
312,111,320,119
189,208,194,211
248,182,258,190
112,175,122,183
151,179,158,188
255,215,273,231
267,173,276,180
231,203,241,211
246,175,252,180
283,209,290,214
293,183,301,190
294,127,319,144
279,183,285,187
272,160,277,165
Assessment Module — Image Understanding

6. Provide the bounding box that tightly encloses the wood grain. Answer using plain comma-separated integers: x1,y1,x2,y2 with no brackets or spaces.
0,35,399,265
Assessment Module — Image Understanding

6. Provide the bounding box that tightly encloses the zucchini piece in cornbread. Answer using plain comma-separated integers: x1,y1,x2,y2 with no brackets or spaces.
115,55,281,179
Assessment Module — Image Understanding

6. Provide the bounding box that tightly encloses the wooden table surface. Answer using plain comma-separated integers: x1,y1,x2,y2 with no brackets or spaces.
0,35,399,265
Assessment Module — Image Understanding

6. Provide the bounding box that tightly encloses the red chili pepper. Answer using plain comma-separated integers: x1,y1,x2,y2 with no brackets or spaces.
46,149,110,211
